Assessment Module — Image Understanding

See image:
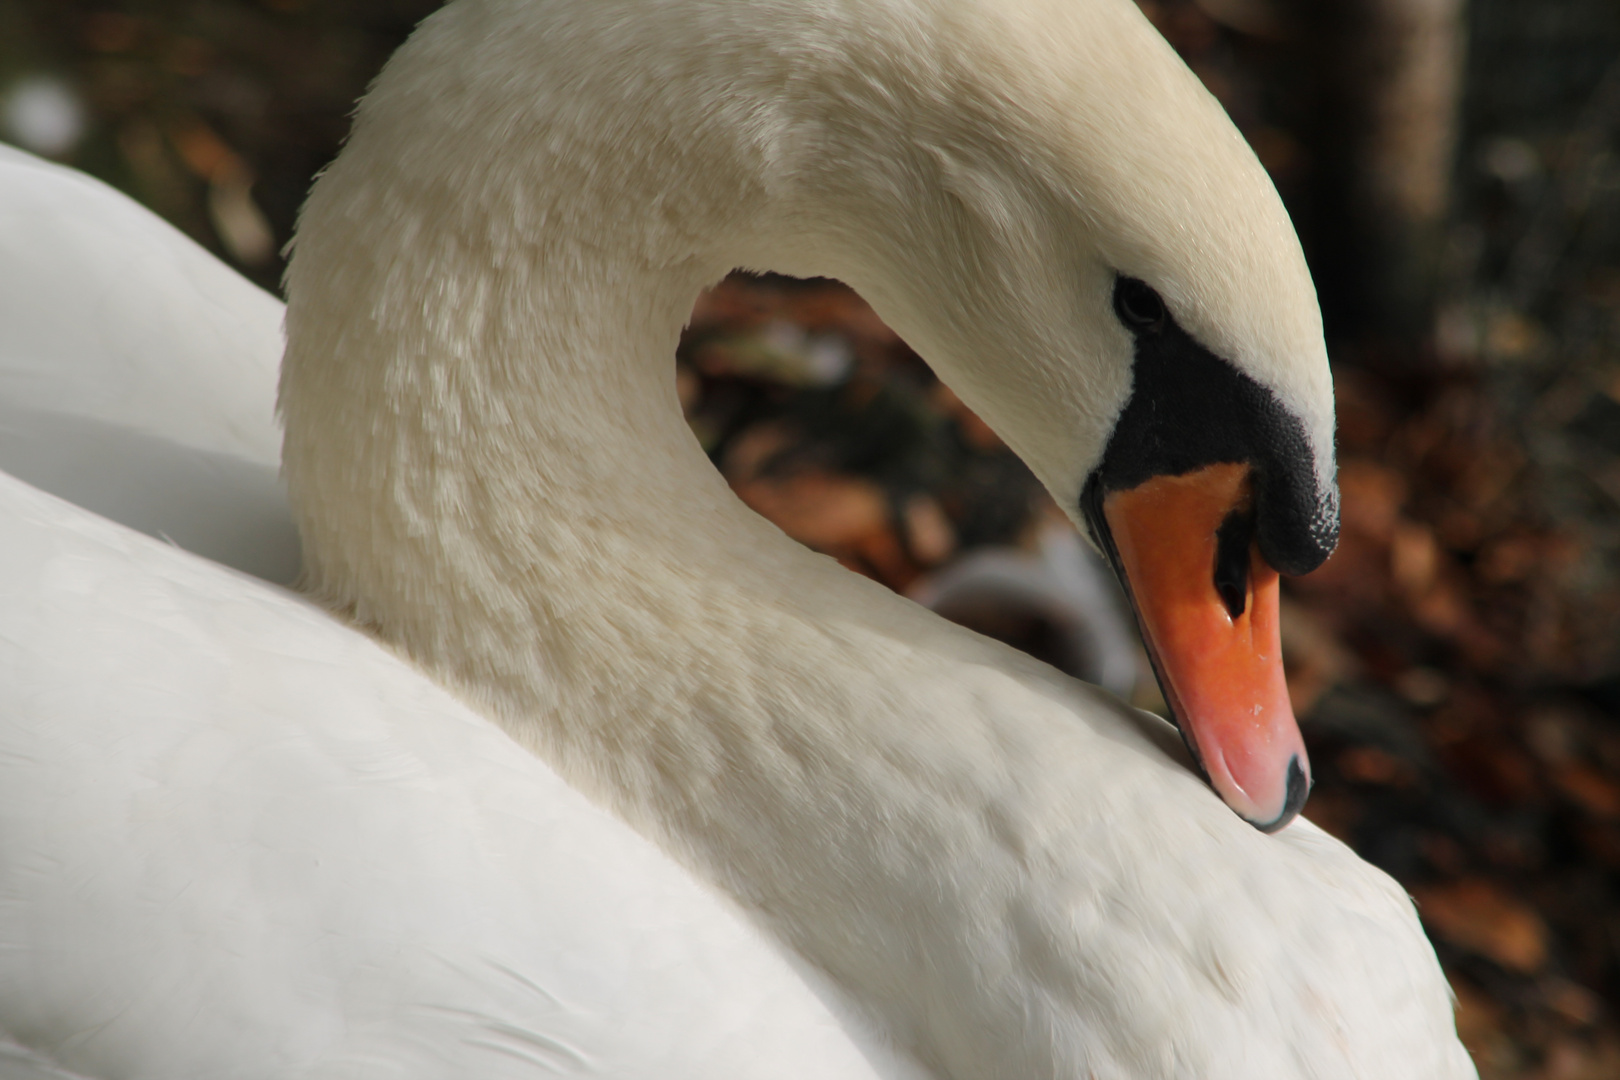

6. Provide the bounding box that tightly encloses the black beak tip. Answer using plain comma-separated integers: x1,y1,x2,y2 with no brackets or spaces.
1247,755,1311,834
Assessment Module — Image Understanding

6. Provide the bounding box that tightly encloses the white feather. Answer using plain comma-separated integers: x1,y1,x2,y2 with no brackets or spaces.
0,143,296,583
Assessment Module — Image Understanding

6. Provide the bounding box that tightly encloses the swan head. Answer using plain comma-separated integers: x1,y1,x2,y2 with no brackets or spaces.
757,0,1337,829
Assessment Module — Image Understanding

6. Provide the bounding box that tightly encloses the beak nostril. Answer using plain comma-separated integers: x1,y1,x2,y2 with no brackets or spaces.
1213,507,1254,619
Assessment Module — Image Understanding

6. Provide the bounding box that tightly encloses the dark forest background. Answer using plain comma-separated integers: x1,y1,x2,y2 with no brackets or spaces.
4,1,1620,1074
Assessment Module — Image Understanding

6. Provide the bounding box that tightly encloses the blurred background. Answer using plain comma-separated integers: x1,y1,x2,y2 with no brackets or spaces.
2,0,1618,1074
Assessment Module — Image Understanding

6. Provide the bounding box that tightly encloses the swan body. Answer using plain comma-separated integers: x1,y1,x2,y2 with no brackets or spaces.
0,471,923,1080
0,0,1475,1077
0,144,297,583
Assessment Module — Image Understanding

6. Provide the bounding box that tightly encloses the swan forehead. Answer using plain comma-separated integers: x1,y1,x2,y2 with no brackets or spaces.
933,0,1336,486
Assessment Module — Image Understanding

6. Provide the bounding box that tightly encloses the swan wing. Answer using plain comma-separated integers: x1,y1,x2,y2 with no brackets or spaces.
0,473,925,1080
0,145,297,583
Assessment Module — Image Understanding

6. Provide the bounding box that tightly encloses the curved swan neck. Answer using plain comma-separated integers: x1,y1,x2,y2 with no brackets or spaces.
281,2,800,617
283,88,756,635
281,242,785,703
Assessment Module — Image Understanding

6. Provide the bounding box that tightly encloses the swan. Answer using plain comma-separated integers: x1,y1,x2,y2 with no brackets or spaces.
0,0,1476,1076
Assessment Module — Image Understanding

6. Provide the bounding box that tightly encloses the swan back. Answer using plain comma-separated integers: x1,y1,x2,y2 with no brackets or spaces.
0,144,297,581
0,471,927,1080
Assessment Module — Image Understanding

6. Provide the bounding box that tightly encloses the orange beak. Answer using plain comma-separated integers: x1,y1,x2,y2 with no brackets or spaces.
1098,462,1309,830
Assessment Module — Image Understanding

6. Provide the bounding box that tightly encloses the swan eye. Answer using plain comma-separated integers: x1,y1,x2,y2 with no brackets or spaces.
1113,277,1168,334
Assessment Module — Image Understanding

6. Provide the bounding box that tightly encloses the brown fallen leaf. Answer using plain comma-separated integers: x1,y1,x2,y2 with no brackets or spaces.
902,494,956,566
732,470,889,554
1477,533,1545,586
1437,736,1542,807
1413,878,1548,974
1447,973,1507,1070
1391,519,1440,597
1554,764,1620,820
1279,595,1354,716
1338,460,1407,543
1337,745,1417,787
1299,787,1360,843
1536,1037,1620,1080
931,384,1003,451
1541,977,1602,1027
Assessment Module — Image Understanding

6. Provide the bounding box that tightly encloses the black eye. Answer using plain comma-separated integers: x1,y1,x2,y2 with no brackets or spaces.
1113,277,1168,333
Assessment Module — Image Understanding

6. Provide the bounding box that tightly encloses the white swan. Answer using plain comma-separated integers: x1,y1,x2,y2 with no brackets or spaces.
0,0,1476,1077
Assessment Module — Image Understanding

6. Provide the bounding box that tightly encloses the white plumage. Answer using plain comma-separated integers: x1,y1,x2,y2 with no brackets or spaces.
0,143,296,583
0,1,1475,1077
